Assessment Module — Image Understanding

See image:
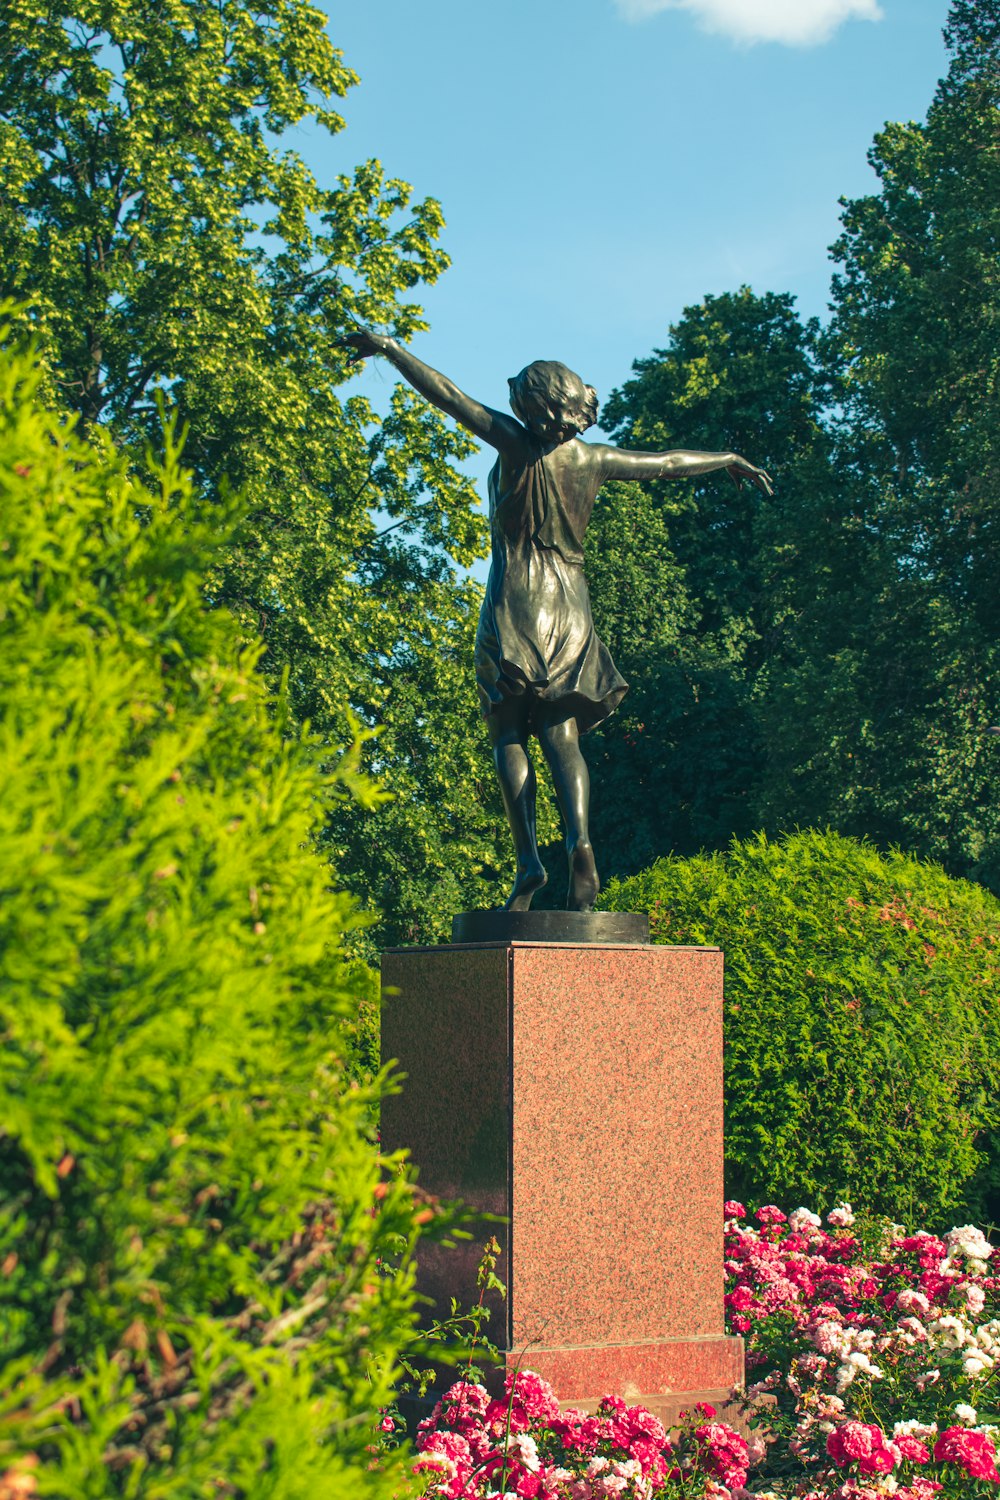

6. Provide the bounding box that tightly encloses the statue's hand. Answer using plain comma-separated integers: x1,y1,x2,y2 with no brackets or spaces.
340,326,393,362
727,456,774,496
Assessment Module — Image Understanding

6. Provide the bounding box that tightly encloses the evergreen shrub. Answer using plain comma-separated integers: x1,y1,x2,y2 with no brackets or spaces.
601,830,1000,1224
0,334,423,1497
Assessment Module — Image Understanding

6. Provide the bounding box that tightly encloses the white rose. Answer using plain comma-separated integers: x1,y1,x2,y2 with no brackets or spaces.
893,1420,938,1438
928,1315,968,1350
847,1351,883,1379
946,1225,993,1262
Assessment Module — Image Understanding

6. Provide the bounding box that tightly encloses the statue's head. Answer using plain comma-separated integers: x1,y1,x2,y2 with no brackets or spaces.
508,360,598,443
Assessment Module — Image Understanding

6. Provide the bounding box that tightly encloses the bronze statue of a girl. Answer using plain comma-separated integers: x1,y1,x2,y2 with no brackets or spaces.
344,331,773,914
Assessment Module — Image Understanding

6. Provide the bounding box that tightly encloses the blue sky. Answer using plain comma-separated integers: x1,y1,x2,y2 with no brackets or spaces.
307,0,952,495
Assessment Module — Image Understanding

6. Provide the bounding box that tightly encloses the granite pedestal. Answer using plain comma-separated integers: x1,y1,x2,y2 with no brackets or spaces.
380,938,742,1423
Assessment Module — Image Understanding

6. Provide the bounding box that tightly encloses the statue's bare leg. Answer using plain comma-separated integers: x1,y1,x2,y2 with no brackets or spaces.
486,697,547,911
536,710,599,911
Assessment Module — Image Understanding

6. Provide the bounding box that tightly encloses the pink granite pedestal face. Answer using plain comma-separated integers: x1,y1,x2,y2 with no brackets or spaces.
380,942,742,1415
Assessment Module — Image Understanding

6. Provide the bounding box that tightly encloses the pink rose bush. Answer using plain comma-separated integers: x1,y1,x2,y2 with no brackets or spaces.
413,1373,746,1498
411,1205,998,1498
724,1201,1000,1496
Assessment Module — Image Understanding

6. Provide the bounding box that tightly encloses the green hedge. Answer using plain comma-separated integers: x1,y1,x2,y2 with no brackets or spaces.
602,830,1000,1224
0,333,421,1497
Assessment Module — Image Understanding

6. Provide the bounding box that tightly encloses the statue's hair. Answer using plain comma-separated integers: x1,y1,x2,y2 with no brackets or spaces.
508,360,598,435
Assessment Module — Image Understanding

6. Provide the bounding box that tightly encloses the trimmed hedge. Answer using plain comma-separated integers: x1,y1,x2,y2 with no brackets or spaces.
602,830,1000,1224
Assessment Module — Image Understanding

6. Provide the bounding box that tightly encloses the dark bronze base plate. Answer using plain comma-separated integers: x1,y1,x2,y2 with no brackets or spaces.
451,909,649,945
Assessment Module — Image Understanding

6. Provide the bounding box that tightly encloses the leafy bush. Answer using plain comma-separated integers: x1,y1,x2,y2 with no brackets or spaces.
601,830,1000,1223
0,333,425,1497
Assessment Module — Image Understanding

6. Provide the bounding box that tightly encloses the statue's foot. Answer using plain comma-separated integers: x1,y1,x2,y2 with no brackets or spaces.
504,860,547,912
567,840,599,912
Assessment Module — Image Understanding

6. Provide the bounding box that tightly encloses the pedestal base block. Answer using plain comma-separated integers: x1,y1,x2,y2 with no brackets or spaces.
511,1334,745,1407
381,939,737,1420
506,1335,745,1430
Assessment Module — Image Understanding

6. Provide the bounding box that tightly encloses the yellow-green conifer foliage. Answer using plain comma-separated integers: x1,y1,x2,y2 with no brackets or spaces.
0,334,421,1496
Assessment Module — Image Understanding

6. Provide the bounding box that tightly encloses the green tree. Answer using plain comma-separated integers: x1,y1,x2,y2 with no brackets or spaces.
759,0,1000,887
0,0,505,947
581,289,835,881
832,0,1000,536
0,329,431,1496
602,287,832,659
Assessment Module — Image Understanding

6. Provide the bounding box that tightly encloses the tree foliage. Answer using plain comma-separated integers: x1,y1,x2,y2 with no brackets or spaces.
594,2,1000,893
0,0,507,948
3,0,999,937
0,332,427,1496
790,0,1000,886
602,287,832,657
583,289,835,882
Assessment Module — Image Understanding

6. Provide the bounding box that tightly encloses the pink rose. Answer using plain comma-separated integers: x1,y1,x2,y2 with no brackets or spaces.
505,1370,561,1423
962,1281,987,1316
420,1380,490,1437
895,1435,931,1464
413,1430,474,1498
826,1420,899,1476
695,1422,750,1489
756,1206,788,1225
621,1404,667,1447
933,1426,1000,1483
551,1414,612,1454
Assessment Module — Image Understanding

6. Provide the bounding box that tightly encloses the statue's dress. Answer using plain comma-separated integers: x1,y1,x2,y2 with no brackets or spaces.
475,439,628,734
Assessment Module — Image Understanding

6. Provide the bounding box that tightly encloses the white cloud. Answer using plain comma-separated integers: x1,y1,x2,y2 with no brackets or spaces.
615,0,884,48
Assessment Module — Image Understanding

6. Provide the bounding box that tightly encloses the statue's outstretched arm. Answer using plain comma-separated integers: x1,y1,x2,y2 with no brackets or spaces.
342,329,527,455
593,444,773,495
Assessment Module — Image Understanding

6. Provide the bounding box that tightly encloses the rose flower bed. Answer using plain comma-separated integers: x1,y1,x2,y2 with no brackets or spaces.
412,1372,747,1499
722,1201,1000,1497
410,1205,1000,1499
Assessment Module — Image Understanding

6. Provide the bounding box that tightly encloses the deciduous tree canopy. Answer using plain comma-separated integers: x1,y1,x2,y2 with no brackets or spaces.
591,1,1000,891
579,289,835,883
2,0,997,925
0,0,505,945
